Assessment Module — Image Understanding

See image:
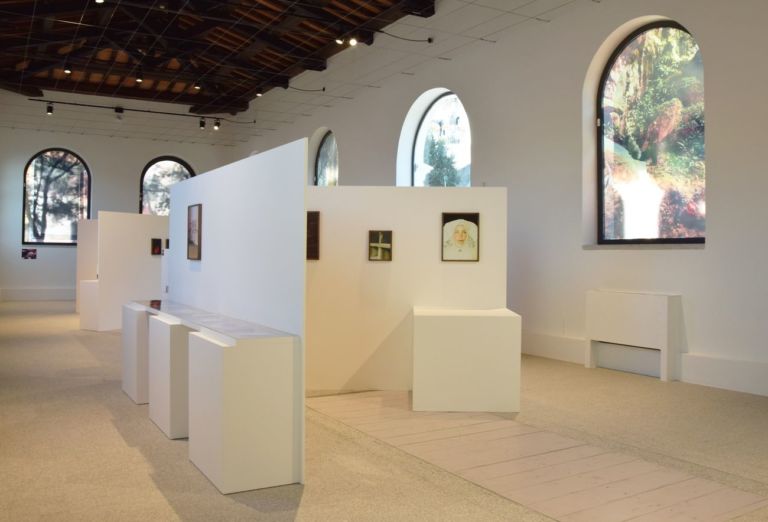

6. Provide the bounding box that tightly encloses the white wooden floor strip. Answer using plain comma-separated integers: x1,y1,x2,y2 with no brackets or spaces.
307,391,768,521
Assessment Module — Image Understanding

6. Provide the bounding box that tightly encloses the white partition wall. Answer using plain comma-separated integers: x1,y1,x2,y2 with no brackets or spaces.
75,219,97,313
79,212,168,331
167,139,306,336
305,187,508,393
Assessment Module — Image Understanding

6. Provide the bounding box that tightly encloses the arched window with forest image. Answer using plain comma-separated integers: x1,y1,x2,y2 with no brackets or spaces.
598,22,704,243
412,92,471,187
140,157,195,216
22,148,91,245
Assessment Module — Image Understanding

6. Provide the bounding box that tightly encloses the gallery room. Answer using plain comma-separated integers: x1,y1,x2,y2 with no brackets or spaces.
1,0,767,520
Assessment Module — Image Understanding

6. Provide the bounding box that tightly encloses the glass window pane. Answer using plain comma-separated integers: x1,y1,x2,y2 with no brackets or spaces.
413,93,471,187
23,149,90,244
141,158,194,215
600,25,704,242
316,132,338,186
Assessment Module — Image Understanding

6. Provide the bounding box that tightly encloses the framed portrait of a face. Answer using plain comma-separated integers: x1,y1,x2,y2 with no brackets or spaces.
368,230,392,261
442,213,479,262
187,204,202,260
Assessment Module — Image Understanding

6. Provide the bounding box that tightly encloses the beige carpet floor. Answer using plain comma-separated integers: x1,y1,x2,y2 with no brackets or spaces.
2,300,767,521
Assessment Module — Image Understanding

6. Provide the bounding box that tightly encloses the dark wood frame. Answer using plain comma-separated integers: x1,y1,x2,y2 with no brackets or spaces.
368,230,393,261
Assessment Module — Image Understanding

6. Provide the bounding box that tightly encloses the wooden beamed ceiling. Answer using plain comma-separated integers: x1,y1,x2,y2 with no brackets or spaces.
0,0,435,114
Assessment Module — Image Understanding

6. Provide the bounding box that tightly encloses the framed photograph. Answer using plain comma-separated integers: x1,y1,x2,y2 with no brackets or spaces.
307,211,320,260
151,238,162,255
187,204,202,260
369,230,392,261
442,213,479,262
21,248,37,259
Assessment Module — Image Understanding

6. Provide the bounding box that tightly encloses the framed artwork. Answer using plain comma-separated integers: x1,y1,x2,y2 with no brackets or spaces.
21,248,37,259
151,238,162,255
442,212,479,262
187,204,202,260
307,211,320,260
369,230,392,261
165,238,170,249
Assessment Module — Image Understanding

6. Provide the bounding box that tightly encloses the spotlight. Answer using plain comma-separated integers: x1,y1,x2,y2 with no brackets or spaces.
255,89,263,97
95,0,105,4
193,81,201,90
63,63,72,75
213,118,220,131
349,37,358,46
199,117,206,130
335,37,344,45
136,68,143,83
114,107,124,120
46,102,53,115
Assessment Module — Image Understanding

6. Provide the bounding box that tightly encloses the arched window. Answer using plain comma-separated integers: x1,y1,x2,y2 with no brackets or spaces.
314,131,338,186
412,92,471,187
598,22,704,243
140,156,195,215
22,148,91,244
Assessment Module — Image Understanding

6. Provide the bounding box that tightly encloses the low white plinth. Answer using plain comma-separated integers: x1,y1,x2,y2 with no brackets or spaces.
188,331,302,494
412,307,521,413
149,315,192,439
122,303,149,404
79,280,99,331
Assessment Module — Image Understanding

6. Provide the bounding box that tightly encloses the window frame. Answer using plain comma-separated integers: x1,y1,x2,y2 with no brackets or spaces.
596,21,704,245
313,130,337,186
139,155,195,214
411,91,470,187
21,147,92,246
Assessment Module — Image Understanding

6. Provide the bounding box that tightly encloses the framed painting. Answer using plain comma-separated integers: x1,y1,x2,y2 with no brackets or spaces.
442,212,479,262
307,211,320,260
187,204,202,260
151,238,162,255
369,230,392,261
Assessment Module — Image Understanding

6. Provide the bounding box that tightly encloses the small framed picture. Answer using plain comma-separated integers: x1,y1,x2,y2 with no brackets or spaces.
151,238,162,255
442,213,479,262
21,248,37,259
368,230,392,261
187,204,202,260
307,211,320,260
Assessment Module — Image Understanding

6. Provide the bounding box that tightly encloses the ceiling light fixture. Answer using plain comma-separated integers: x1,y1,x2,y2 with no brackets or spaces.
199,117,206,130
335,37,344,45
348,37,358,46
46,102,53,115
95,0,105,4
136,68,143,83
63,63,72,75
193,81,201,90
114,107,124,120
213,118,220,131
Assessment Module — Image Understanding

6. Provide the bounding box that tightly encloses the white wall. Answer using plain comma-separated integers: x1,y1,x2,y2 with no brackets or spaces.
167,139,307,337
306,186,507,393
74,219,98,312
0,127,235,300
234,0,768,395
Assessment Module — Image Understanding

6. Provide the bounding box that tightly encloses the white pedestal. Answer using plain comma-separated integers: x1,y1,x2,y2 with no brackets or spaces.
149,315,192,439
412,308,521,413
188,331,302,494
79,280,99,331
121,303,149,404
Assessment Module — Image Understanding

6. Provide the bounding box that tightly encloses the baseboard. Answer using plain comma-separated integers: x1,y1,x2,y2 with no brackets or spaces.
522,331,585,364
681,353,768,397
0,287,75,301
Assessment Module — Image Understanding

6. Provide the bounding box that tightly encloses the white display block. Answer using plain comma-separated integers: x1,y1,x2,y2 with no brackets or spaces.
585,290,682,381
148,315,192,439
412,307,521,413
78,280,99,331
121,303,149,404
188,331,302,494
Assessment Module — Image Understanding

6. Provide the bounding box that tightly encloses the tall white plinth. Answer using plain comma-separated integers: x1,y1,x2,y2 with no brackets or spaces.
412,308,521,413
122,303,149,404
188,331,302,494
149,315,192,439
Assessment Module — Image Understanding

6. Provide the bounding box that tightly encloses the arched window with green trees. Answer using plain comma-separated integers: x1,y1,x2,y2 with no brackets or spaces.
598,22,704,243
140,156,195,215
22,148,91,245
314,131,338,186
412,92,471,187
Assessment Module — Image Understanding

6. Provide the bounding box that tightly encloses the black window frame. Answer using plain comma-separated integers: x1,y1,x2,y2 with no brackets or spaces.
21,147,92,246
596,21,705,245
139,155,195,214
313,130,337,186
